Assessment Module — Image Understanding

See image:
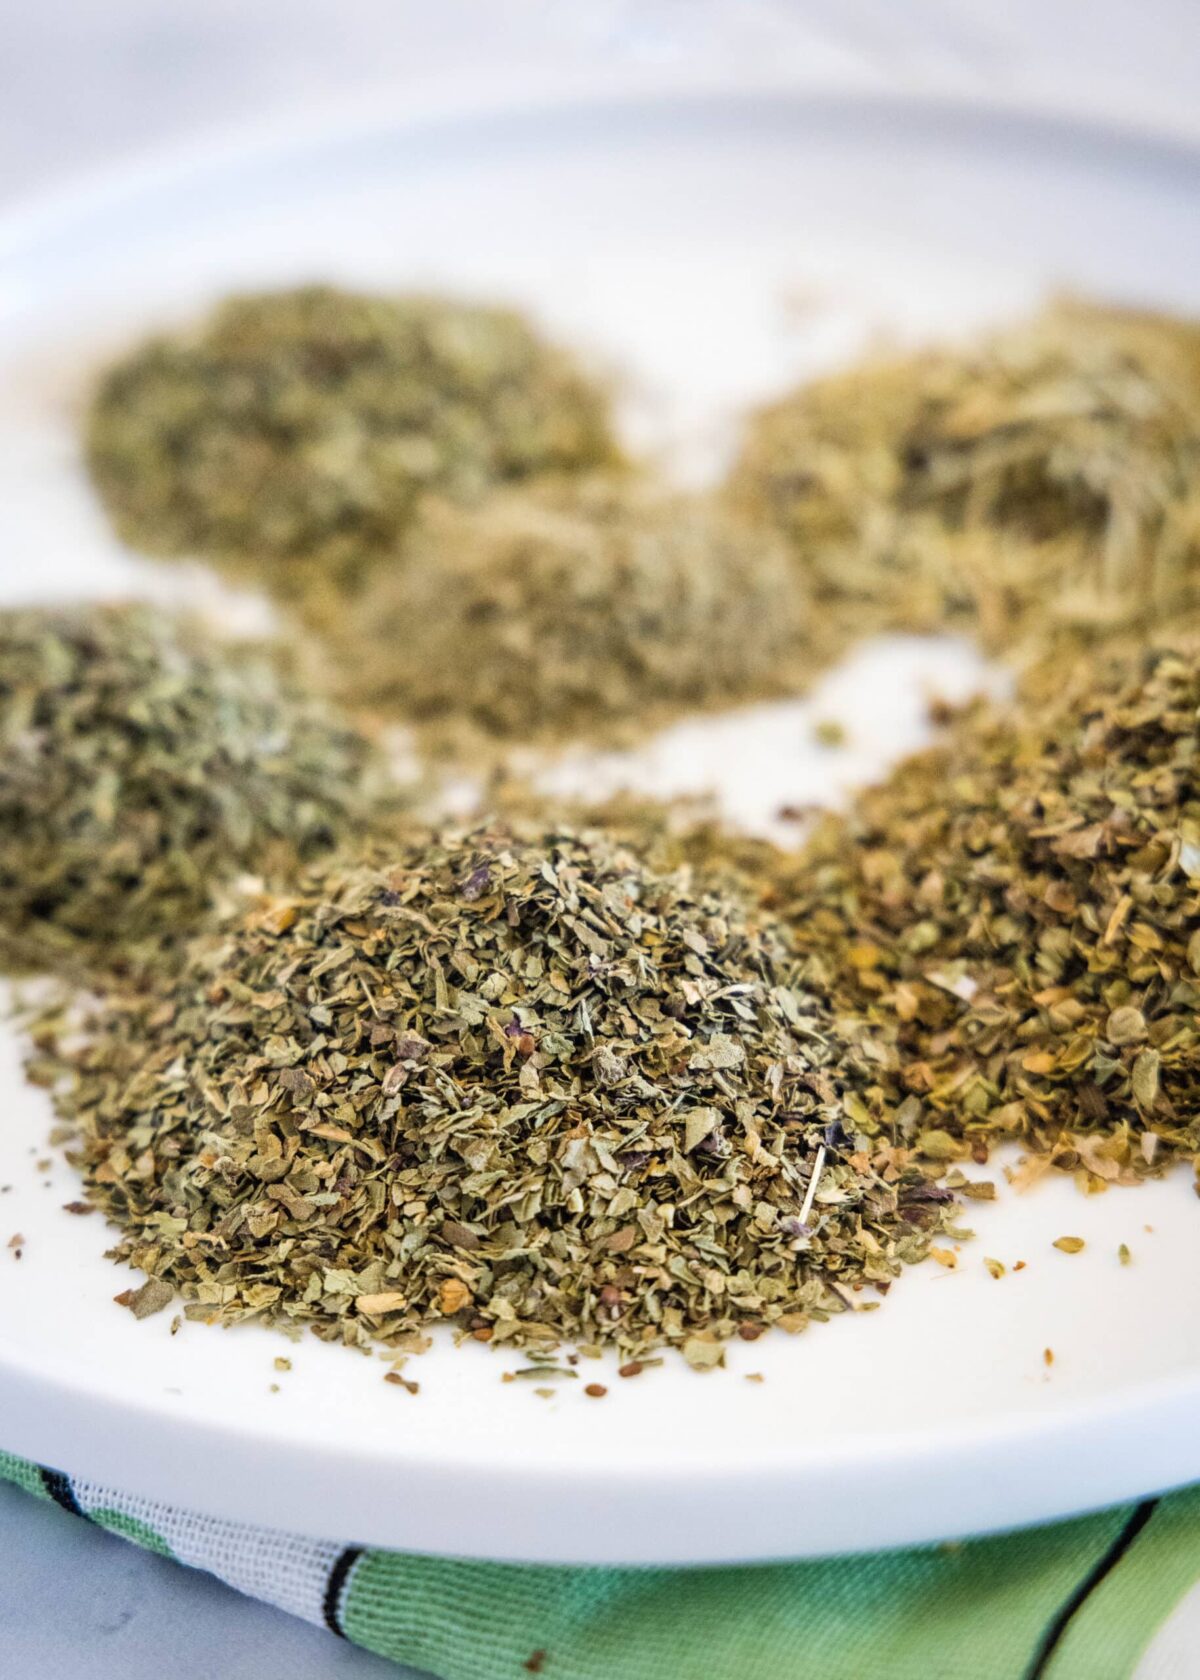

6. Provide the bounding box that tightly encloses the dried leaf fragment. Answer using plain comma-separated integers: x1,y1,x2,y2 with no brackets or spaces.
681,1335,725,1372
437,1279,472,1316
356,1291,409,1317
120,1279,174,1320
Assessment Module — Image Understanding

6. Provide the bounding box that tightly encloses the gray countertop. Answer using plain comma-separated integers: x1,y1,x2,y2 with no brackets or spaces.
0,1481,407,1678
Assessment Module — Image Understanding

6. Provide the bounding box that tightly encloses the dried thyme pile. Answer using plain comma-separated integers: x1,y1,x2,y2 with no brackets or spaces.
316,480,807,748
763,642,1200,1184
729,299,1200,666
0,603,388,978
41,821,959,1361
86,286,619,608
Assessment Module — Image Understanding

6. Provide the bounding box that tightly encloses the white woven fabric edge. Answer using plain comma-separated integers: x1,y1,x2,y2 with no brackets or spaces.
70,1475,346,1627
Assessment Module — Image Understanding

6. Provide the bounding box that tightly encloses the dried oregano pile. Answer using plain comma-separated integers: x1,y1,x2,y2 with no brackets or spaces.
87,286,620,608
37,821,960,1362
0,603,387,978
316,479,806,748
729,299,1200,667
745,641,1200,1186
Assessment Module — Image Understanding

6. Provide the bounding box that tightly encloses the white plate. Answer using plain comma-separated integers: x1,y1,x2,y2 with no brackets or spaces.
0,85,1199,1566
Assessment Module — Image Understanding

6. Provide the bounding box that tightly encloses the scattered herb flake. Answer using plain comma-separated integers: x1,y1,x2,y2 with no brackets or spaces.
811,718,847,750
120,1279,174,1320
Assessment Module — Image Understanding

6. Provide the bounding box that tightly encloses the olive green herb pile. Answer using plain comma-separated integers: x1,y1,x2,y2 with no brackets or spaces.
738,641,1200,1188
0,602,388,979
318,479,807,749
729,299,1200,669
87,286,620,608
38,821,961,1362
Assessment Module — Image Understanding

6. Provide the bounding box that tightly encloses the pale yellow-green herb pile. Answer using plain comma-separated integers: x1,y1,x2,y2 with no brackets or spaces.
315,478,808,748
728,298,1200,666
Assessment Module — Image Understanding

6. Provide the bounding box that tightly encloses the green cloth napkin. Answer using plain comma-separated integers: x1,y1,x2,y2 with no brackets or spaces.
3,1451,1198,1679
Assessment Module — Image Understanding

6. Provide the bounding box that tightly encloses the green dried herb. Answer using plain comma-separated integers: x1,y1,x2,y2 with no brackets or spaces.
729,299,1200,666
314,479,808,750
116,1278,174,1319
86,286,620,607
763,640,1200,1185
811,718,847,750
0,602,388,978
43,820,958,1360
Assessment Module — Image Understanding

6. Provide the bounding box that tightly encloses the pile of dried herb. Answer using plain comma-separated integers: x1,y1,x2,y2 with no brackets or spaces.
729,299,1200,665
0,603,388,978
317,479,807,749
86,286,620,607
760,641,1200,1185
40,820,961,1361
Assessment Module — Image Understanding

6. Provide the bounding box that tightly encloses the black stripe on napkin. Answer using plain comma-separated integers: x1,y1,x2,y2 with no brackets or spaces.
39,1466,85,1518
323,1545,363,1637
1024,1498,1159,1679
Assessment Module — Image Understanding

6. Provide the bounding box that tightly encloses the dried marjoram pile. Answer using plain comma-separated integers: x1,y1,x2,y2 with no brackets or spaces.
729,299,1200,667
764,642,1200,1184
39,821,961,1363
0,603,388,978
316,480,807,749
86,286,619,608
